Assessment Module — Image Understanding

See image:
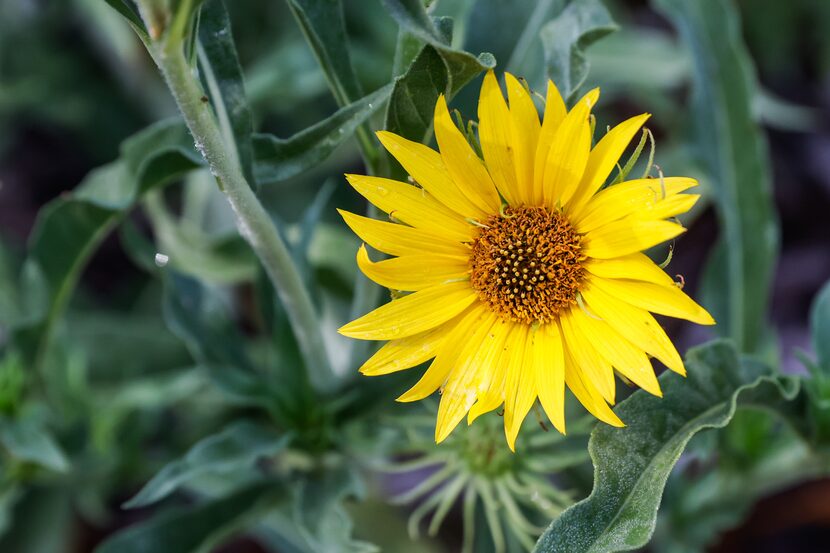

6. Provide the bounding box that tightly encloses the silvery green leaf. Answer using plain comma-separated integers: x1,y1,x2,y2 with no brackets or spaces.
535,341,800,553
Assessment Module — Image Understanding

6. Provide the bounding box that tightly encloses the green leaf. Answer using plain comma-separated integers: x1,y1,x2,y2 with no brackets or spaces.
382,0,496,96
540,0,618,103
252,83,392,185
810,280,830,376
385,45,448,144
284,0,363,105
0,415,69,472
534,340,799,553
95,483,284,553
197,0,256,187
653,0,779,353
124,420,290,508
11,119,203,365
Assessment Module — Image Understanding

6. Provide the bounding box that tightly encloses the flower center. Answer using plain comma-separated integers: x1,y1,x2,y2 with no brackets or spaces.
469,206,585,324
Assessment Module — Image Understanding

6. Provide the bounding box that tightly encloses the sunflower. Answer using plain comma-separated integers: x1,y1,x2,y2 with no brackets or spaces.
338,71,714,450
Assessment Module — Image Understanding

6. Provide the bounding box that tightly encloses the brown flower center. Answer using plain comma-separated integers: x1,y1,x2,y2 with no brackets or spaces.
469,206,585,324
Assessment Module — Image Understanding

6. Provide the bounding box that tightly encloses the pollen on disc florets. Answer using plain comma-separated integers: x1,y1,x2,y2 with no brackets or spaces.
469,206,585,324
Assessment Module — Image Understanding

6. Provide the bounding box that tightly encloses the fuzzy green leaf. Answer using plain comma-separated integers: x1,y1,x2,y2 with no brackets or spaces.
540,0,617,102
385,44,448,144
654,0,779,353
534,340,800,553
252,83,392,185
197,0,256,187
381,0,496,96
95,483,284,553
124,420,290,508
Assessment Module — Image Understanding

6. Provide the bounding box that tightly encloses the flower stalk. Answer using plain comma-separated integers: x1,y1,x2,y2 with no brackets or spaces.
135,0,335,392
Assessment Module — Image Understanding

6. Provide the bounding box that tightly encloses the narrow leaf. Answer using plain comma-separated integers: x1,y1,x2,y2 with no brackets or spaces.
197,0,256,187
535,340,799,553
252,83,393,185
540,0,618,103
654,0,779,353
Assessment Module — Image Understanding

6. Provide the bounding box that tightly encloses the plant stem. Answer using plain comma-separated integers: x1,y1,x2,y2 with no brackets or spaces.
136,2,335,393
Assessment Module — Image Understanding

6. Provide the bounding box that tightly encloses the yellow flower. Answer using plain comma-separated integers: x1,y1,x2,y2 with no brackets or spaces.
339,71,714,450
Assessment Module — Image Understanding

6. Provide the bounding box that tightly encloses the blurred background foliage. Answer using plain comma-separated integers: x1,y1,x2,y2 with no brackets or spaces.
0,0,829,552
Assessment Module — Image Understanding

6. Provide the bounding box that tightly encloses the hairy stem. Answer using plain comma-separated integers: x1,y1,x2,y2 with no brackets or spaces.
135,1,334,392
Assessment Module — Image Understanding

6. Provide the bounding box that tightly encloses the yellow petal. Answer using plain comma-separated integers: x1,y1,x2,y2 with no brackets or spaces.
435,311,502,442
376,130,488,220
359,322,453,376
467,319,513,423
542,88,598,208
505,325,538,451
566,113,651,214
533,80,568,204
643,194,700,221
500,324,528,445
338,210,467,257
583,218,686,259
581,282,685,375
397,304,491,402
558,313,616,403
567,307,661,397
433,95,501,214
345,174,473,242
534,323,566,434
478,71,520,205
339,281,477,340
573,177,698,232
563,346,624,427
584,253,676,287
593,277,716,326
356,245,469,291
505,73,541,205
